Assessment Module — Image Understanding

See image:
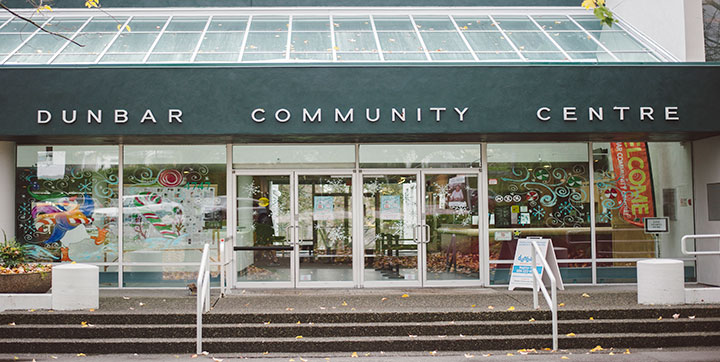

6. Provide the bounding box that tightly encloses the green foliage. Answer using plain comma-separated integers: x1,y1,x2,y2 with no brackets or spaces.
0,238,29,269
594,5,617,27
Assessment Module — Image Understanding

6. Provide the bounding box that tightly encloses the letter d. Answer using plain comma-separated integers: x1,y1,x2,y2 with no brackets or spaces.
37,110,52,124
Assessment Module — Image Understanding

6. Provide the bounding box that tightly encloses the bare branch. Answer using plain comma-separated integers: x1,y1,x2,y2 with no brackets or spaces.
0,2,84,47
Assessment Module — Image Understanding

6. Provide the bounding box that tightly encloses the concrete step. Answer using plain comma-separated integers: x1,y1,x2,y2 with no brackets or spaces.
2,332,720,354
3,318,719,339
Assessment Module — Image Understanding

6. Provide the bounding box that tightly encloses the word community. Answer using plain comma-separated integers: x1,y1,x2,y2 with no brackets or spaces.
251,107,469,123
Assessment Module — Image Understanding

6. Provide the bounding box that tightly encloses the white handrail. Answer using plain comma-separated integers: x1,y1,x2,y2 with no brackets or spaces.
196,243,211,354
530,240,558,351
681,234,720,256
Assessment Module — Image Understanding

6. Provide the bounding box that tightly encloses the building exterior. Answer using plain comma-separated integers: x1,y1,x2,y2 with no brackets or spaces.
0,0,718,290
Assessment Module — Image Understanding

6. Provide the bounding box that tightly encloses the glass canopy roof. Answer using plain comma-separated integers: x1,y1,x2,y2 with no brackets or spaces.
0,9,671,65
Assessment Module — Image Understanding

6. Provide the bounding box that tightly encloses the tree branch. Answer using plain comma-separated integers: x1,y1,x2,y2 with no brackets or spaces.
0,2,84,47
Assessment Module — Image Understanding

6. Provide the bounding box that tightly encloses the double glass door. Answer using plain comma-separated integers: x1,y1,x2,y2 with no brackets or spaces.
234,171,354,287
232,170,480,288
362,171,480,287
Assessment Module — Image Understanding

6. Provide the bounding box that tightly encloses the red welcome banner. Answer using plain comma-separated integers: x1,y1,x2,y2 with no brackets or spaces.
610,142,655,227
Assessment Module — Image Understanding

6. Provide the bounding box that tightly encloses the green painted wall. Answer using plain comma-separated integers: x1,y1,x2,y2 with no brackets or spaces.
1,64,718,143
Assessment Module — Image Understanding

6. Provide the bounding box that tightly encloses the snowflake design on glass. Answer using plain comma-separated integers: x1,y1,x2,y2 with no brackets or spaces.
531,206,546,220
240,182,261,197
78,180,92,192
326,226,348,243
452,205,470,215
19,202,31,214
597,211,613,223
559,201,574,216
364,180,382,195
20,219,35,232
323,178,347,193
387,222,405,236
432,182,451,196
460,216,472,226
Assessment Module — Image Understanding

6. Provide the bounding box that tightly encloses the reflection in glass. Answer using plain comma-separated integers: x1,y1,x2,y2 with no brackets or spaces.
236,175,291,282
363,175,418,282
424,174,480,281
297,175,353,282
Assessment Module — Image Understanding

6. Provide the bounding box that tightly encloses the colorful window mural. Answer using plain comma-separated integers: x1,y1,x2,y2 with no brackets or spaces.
487,143,591,284
122,145,226,286
16,146,119,265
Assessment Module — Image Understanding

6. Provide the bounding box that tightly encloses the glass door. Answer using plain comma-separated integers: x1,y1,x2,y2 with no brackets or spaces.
422,172,481,285
296,173,354,287
234,173,295,287
362,173,421,286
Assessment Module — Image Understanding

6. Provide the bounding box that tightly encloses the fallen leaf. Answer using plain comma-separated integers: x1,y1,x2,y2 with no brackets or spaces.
8,322,15,326
89,309,95,312
566,333,576,337
122,296,130,300
506,353,513,356
483,354,491,357
296,321,301,324
624,349,631,354
212,358,223,362
430,351,437,355
589,317,594,320
265,321,271,325
364,353,369,357
561,357,569,360
609,352,615,355
590,345,603,352
51,357,58,359
138,302,145,306
202,352,209,356
581,293,590,298
263,352,269,355
351,352,358,358
381,297,388,302
408,334,417,338
543,348,552,351
529,318,535,322
289,359,295,362
341,301,348,306
28,309,35,312
286,307,295,311
507,306,515,311
464,353,474,358
487,306,494,310
299,357,308,362
657,316,663,320
296,335,303,339
689,315,696,319
81,321,89,328
319,307,326,310
76,353,86,357
471,304,476,308
401,294,409,298
558,303,565,307
673,313,680,319
129,307,135,310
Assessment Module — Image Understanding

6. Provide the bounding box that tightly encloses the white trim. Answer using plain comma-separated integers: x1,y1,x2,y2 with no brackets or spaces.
141,16,172,63
237,15,253,62
285,14,293,61
409,15,432,61
488,14,527,61
190,15,213,62
117,144,124,288
329,15,337,62
588,142,597,284
566,15,620,62
527,14,571,61
93,16,133,63
480,142,490,286
449,15,480,62
368,14,385,62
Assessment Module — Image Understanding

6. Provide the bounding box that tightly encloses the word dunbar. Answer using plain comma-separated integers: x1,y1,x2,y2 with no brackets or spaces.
37,109,183,124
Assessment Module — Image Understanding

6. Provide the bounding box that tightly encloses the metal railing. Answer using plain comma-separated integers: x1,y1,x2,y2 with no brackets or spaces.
196,243,211,354
530,239,559,351
681,234,720,256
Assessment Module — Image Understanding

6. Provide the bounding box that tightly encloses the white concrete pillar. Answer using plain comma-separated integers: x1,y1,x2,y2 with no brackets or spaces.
692,135,720,286
607,0,705,61
637,259,685,305
0,142,16,240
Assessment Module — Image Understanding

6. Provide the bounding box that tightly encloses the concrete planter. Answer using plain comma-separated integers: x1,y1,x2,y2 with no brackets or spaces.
0,271,52,294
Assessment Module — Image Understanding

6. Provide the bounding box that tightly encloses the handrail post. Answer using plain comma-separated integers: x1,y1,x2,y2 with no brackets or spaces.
529,240,559,351
532,249,539,309
196,243,210,354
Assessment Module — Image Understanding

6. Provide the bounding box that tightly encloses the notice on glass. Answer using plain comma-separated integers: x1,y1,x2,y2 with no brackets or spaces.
313,196,335,221
37,151,65,180
380,195,402,220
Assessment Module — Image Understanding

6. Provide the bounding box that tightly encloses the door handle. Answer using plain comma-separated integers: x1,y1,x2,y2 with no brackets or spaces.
285,225,294,246
420,224,431,244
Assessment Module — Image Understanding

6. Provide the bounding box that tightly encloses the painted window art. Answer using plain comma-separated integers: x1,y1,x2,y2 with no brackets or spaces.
16,146,119,264
122,145,226,286
487,143,592,284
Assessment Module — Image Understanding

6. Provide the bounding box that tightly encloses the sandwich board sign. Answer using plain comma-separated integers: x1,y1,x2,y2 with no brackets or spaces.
508,237,565,291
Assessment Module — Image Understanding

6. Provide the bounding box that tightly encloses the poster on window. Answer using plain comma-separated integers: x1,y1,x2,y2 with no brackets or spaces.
448,175,467,209
313,196,335,221
610,142,655,227
37,151,66,180
380,195,402,220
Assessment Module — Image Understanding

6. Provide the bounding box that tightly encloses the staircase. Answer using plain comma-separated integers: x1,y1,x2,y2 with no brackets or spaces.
2,306,720,353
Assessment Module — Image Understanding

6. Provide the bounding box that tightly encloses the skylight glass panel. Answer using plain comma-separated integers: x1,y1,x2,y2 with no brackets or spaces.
373,16,414,31
475,52,521,61
453,16,498,31
333,16,372,31
378,32,423,52
249,16,288,31
589,31,649,52
614,52,659,62
6,34,68,63
463,32,514,52
197,32,245,54
335,32,377,52
290,32,331,52
164,17,206,31
413,17,456,31
244,32,287,52
532,16,581,31
505,31,558,52
492,16,539,31
571,15,613,31
421,32,468,52
207,16,248,31
82,17,130,32
293,16,329,31
551,32,601,52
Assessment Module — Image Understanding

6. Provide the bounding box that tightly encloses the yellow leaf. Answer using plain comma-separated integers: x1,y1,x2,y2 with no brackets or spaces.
609,352,614,355
529,318,535,322
657,316,663,320
401,294,409,298
333,46,340,51
125,25,132,32
590,345,603,352
581,0,596,10
81,321,88,328
351,352,358,358
76,353,86,357
507,306,515,311
71,261,76,264
89,309,95,312
581,293,590,298
263,352,269,355
558,303,565,307
561,357,569,360
8,322,15,326
624,349,631,354
471,304,476,308
430,351,437,355
341,301,348,306
506,353,513,356
566,333,576,337
295,335,303,339
589,317,594,320
44,5,53,11
487,306,494,310
381,297,388,302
